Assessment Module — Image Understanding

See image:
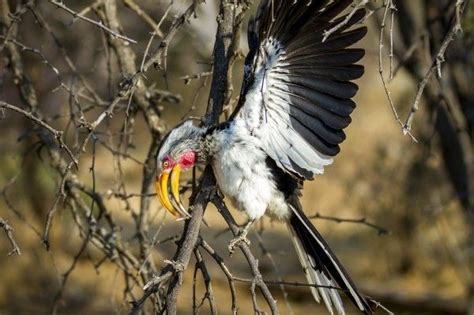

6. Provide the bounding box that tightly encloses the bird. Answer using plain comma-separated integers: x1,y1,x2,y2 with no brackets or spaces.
155,0,373,314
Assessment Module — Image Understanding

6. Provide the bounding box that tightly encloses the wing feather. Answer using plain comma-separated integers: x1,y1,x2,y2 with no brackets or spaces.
264,112,331,177
287,27,367,57
274,65,364,81
282,49,365,66
270,75,359,99
231,0,367,179
271,83,356,116
270,89,352,130
268,94,346,146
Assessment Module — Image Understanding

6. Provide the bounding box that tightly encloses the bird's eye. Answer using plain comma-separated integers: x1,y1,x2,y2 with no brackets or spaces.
162,161,170,168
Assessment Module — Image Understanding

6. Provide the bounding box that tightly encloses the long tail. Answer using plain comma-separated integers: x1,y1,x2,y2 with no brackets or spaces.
287,200,373,315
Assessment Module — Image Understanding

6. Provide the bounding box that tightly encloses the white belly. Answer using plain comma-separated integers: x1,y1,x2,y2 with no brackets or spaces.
211,123,290,220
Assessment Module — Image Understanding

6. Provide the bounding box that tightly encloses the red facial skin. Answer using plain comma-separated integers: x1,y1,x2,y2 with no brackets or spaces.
179,151,196,169
162,151,196,172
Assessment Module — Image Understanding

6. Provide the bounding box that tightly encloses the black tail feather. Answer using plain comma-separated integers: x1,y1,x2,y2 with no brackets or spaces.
288,199,373,314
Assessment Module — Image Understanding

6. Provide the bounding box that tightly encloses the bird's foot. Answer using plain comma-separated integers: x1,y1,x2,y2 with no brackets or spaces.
163,259,185,272
228,220,254,255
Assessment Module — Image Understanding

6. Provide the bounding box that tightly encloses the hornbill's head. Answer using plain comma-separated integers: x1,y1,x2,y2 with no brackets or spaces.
155,120,205,218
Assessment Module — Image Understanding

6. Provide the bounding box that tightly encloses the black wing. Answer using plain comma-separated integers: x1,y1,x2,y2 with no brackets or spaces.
231,0,367,179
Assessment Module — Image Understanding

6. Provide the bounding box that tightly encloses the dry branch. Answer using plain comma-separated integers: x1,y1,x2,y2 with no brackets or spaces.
376,0,467,139
309,212,390,236
130,1,256,314
402,0,466,134
122,0,164,37
0,218,21,256
322,0,368,42
213,196,279,314
0,101,78,167
377,0,417,141
141,1,201,73
49,0,137,43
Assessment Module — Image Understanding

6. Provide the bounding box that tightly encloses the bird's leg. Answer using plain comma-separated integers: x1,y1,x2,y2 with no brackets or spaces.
228,219,255,255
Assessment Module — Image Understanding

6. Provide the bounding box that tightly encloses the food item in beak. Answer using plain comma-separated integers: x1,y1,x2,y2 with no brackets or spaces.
156,165,191,218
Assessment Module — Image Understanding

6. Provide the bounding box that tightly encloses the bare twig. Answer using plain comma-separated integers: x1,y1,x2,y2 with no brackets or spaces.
49,0,137,43
198,236,239,314
142,1,201,73
180,71,213,85
391,32,427,78
322,0,368,42
388,1,396,79
0,101,78,167
0,218,21,256
402,0,466,134
377,0,417,141
233,277,342,291
308,212,390,236
139,0,173,72
255,231,294,315
192,247,218,314
122,0,164,37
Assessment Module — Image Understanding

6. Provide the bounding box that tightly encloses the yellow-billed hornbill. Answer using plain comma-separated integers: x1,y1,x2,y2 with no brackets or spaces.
156,0,372,314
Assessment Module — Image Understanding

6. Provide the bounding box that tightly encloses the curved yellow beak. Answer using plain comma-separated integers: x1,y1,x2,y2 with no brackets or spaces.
156,164,191,219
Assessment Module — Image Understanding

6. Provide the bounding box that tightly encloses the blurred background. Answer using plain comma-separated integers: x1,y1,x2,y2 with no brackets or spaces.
0,0,473,314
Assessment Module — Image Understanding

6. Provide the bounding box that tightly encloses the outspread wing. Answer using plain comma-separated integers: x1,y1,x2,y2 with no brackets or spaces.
231,0,367,179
